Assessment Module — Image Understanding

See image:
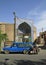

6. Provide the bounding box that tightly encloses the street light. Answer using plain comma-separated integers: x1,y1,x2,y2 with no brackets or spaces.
13,12,16,42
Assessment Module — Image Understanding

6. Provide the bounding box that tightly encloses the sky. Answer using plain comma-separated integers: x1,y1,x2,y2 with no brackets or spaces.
0,0,46,36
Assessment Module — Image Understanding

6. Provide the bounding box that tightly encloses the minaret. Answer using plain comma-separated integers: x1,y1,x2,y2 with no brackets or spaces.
42,27,43,32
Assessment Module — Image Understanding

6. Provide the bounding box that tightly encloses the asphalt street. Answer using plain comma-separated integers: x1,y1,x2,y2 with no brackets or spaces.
0,49,46,65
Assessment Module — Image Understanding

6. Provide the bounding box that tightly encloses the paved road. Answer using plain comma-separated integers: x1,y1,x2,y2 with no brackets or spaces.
0,49,46,65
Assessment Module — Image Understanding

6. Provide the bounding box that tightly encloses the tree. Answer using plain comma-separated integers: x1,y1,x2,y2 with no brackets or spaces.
0,30,8,52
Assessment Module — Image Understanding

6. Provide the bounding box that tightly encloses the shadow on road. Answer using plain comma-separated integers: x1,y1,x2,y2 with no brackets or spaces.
14,59,46,65
0,59,46,65
39,45,46,50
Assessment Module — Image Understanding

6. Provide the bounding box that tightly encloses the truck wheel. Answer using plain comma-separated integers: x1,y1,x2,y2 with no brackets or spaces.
4,50,9,54
23,50,28,54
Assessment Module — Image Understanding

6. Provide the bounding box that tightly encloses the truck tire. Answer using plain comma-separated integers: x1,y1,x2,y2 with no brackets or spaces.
4,50,9,54
23,50,28,54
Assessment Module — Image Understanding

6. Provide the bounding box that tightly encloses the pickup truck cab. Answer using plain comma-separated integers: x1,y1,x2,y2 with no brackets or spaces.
3,42,33,54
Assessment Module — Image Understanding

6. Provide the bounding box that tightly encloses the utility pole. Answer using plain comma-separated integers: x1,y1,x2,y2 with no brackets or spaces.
13,12,16,42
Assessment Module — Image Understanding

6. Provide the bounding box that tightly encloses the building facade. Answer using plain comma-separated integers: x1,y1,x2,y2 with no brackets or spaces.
0,18,37,43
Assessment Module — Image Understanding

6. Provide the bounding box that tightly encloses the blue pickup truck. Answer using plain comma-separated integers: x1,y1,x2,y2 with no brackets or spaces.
3,42,38,54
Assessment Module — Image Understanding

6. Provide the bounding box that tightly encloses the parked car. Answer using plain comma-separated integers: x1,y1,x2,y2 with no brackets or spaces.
3,42,33,54
3,42,32,53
